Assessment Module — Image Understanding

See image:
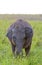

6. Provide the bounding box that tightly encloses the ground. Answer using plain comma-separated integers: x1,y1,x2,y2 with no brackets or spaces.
0,20,42,65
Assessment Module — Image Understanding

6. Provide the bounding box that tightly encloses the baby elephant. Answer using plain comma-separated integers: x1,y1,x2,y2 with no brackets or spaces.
6,19,33,56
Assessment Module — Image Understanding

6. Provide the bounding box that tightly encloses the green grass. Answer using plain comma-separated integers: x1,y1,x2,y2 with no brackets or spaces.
0,20,42,65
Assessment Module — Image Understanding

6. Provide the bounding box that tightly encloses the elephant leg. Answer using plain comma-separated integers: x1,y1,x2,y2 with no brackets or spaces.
11,43,15,53
25,42,31,56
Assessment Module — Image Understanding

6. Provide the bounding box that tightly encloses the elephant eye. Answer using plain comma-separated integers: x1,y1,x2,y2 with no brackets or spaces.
13,36,16,42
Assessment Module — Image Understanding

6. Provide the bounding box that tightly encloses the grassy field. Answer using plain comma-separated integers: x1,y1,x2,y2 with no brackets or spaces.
0,20,42,65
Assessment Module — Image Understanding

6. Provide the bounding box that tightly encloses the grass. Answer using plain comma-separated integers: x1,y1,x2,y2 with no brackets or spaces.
0,20,42,65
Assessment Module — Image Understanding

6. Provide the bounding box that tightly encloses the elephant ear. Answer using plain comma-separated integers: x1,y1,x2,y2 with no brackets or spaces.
6,29,12,41
25,27,33,38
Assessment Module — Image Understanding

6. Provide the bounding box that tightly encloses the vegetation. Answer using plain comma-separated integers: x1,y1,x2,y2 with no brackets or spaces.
0,20,42,65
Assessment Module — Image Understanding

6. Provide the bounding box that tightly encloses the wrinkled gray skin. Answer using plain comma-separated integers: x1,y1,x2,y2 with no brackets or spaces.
6,19,33,57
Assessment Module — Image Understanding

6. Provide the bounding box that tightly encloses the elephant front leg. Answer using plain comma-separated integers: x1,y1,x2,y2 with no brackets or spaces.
25,40,32,56
25,45,31,56
11,43,15,55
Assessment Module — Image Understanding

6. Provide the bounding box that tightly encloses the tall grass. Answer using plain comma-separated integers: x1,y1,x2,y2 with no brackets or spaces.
0,20,42,65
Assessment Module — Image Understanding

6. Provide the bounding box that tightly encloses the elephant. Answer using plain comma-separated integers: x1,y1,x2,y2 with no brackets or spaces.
6,19,33,56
